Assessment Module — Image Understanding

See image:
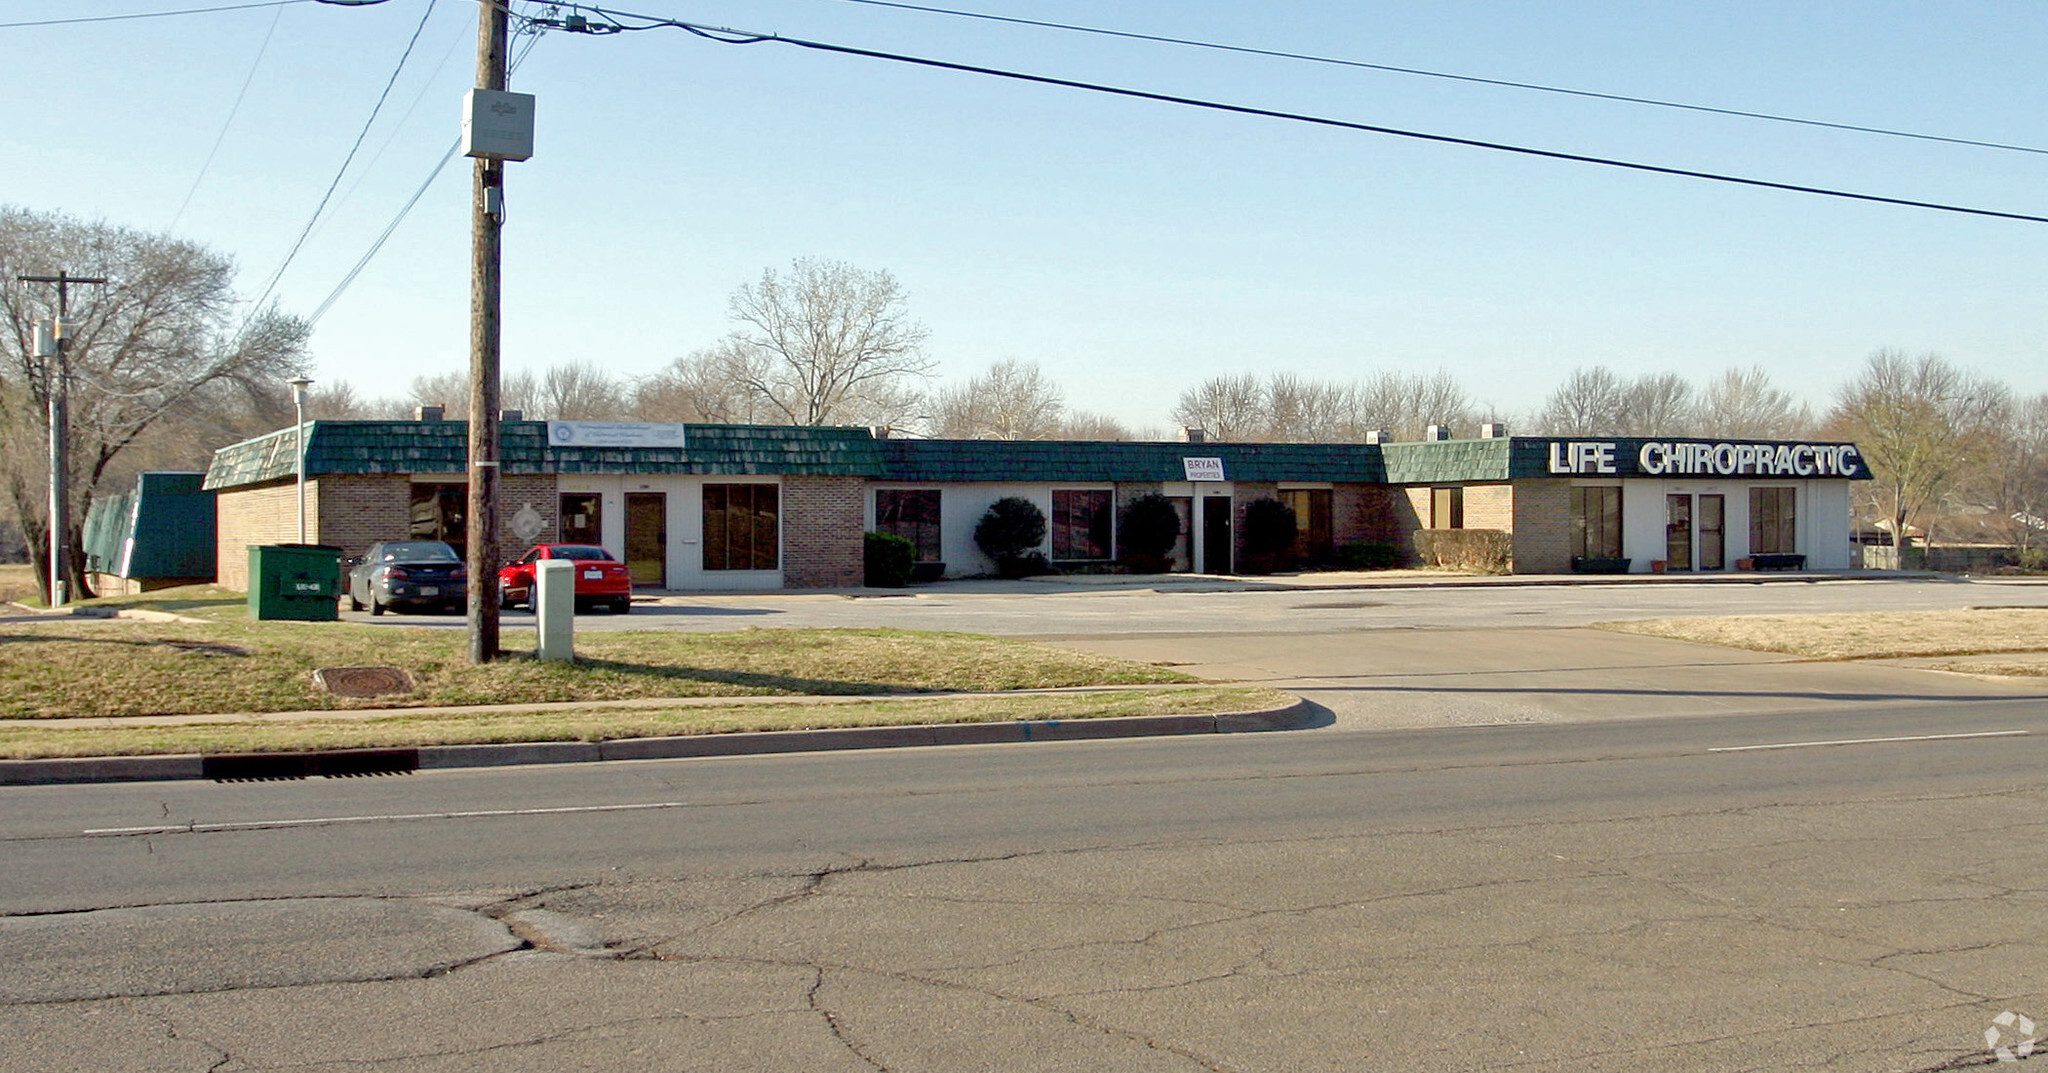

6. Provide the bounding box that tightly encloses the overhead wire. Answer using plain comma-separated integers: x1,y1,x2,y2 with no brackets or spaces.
307,20,547,326
0,1,311,29
168,0,289,232
530,5,2048,226
242,0,440,326
815,0,2048,158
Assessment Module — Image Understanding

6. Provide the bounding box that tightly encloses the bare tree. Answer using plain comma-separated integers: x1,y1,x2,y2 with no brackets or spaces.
1170,373,1266,441
634,343,774,425
1618,372,1695,436
1536,367,1629,435
723,257,933,426
1264,373,1352,442
0,206,309,600
1696,366,1813,439
1056,410,1135,441
933,359,1066,439
1342,370,1473,441
535,361,627,421
1828,349,2010,555
405,368,535,419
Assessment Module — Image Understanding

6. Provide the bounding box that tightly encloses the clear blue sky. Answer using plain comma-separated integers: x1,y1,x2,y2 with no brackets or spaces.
6,1,2045,431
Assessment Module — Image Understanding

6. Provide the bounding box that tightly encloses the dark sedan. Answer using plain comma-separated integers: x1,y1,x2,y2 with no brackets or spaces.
347,540,467,615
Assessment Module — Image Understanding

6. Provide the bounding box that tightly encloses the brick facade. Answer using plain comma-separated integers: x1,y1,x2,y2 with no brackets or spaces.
216,474,566,592
782,475,865,588
1508,479,1572,573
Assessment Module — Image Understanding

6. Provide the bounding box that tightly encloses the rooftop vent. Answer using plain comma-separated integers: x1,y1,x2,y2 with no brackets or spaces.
1425,424,1452,441
1363,430,1387,445
415,405,446,422
1480,422,1507,438
500,409,523,422
1181,427,1208,444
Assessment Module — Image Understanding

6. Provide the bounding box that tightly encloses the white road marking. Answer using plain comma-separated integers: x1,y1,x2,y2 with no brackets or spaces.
84,800,693,837
1709,730,2029,753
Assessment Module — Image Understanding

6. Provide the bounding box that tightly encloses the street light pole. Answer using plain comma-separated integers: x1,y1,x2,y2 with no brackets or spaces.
289,376,313,544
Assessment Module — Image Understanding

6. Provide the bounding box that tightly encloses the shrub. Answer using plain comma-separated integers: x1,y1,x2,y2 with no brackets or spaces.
863,531,916,588
1238,497,1299,574
1118,494,1181,573
1335,541,1403,570
1412,529,1511,574
974,497,1048,579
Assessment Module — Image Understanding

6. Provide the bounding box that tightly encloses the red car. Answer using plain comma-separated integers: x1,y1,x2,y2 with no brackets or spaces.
498,544,634,613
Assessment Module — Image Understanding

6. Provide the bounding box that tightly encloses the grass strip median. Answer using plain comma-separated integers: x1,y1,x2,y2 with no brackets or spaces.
0,686,1288,759
1596,608,2048,674
0,619,1193,719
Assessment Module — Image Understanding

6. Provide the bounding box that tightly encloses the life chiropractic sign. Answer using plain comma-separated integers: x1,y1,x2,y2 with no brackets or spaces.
1532,438,1870,480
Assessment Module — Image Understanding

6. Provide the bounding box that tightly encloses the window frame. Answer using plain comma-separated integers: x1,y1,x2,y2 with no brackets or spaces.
1051,488,1115,561
1570,485,1624,560
875,488,943,562
702,482,781,572
1749,486,1797,555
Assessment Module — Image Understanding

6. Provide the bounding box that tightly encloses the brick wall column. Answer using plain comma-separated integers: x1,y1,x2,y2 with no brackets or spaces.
783,475,865,588
1509,479,1572,574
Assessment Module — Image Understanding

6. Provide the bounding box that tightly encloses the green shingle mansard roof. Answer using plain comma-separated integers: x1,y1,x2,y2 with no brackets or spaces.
203,421,888,489
205,422,1868,490
878,439,1389,483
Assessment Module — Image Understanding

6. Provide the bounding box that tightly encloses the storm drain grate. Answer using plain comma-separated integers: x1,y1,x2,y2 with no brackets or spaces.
203,748,420,782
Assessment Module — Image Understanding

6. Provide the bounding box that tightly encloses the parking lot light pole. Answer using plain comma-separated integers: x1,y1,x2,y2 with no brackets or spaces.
289,376,313,544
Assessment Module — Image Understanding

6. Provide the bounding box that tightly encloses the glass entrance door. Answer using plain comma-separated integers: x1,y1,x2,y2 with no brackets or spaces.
1665,494,1693,571
1698,494,1725,571
625,492,666,586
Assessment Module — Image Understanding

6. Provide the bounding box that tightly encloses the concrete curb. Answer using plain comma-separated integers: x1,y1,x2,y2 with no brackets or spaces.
0,697,1315,786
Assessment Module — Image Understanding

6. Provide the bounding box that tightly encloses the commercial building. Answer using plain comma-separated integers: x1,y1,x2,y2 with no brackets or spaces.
202,418,1869,590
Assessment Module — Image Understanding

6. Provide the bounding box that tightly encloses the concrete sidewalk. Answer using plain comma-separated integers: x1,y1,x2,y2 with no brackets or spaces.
1052,626,2048,731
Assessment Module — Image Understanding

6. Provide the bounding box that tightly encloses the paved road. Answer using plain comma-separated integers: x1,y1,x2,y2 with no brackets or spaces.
3,702,2044,1071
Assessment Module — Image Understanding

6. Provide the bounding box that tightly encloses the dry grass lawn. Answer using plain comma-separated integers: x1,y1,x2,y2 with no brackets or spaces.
0,686,1285,759
1597,608,2048,669
0,619,1192,719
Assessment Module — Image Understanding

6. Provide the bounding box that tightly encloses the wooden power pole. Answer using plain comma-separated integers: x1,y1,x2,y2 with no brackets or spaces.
466,0,509,663
16,270,106,609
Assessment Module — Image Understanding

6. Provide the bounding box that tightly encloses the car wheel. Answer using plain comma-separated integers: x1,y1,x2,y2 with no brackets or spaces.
370,596,385,616
348,593,364,612
612,597,631,614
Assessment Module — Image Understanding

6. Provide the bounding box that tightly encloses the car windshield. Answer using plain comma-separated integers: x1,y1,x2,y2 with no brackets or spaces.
545,546,614,561
380,542,459,562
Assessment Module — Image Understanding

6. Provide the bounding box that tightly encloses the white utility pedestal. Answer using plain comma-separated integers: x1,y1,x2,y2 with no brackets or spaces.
535,558,575,661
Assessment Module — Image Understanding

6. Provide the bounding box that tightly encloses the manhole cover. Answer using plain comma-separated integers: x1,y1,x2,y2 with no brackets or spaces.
312,666,415,697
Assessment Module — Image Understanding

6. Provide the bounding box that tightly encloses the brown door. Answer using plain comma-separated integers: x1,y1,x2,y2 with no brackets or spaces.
625,492,666,586
1698,494,1725,571
1201,496,1233,574
1666,494,1693,571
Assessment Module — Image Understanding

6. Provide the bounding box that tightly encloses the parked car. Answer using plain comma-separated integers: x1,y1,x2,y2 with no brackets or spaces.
498,544,633,613
346,540,466,615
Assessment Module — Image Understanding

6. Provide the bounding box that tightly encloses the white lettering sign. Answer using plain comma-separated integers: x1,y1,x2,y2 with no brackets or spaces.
1636,441,1864,478
547,421,687,449
1547,441,1618,474
1183,457,1226,481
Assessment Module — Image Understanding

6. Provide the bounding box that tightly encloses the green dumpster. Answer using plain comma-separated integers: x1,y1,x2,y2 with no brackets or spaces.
248,544,342,621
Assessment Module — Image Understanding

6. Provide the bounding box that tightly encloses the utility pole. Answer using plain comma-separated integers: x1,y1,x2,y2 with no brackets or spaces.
466,0,508,663
17,271,106,609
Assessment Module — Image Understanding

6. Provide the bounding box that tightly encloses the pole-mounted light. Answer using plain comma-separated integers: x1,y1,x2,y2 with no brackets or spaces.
289,376,314,544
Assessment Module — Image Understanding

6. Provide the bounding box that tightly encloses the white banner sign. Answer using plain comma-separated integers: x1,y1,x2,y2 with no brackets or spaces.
1183,457,1226,481
547,421,687,449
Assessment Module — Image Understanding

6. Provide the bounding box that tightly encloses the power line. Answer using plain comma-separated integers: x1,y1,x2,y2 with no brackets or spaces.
0,1,310,29
168,0,289,231
530,6,2048,226
816,0,2048,158
243,0,440,322
307,24,545,326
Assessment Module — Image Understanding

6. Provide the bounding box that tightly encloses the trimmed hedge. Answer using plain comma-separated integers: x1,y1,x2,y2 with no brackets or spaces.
1413,529,1511,574
1118,493,1181,574
1239,497,1299,575
974,497,1050,579
864,531,916,588
1336,541,1403,570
